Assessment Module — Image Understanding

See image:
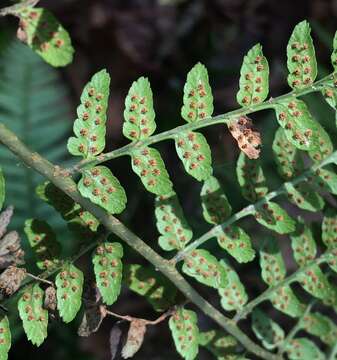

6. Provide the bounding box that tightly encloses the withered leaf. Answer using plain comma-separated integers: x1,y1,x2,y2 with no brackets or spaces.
121,320,147,359
228,116,261,159
0,206,14,239
0,207,25,269
82,279,101,305
0,231,25,269
78,305,106,337
110,323,123,360
44,286,57,312
0,266,26,297
78,281,105,337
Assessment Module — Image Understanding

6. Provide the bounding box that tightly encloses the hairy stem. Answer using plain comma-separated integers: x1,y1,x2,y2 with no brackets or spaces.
233,252,333,322
26,273,54,286
105,307,174,325
70,73,334,173
0,123,279,360
173,150,337,262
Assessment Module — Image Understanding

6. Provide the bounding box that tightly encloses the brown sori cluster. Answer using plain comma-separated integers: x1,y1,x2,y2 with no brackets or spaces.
299,269,323,291
59,270,79,300
221,282,245,307
255,203,283,225
286,184,308,207
83,168,115,205
289,42,314,87
18,11,65,52
270,287,299,313
309,135,332,162
322,218,337,248
184,251,220,280
159,209,187,249
156,193,192,251
238,159,267,202
217,227,247,252
132,149,161,188
0,320,9,346
240,56,266,106
228,116,261,159
21,289,45,322
286,339,305,358
277,101,313,147
125,273,155,291
127,93,150,139
292,238,315,267
297,268,333,304
186,85,208,121
96,244,119,289
274,140,302,179
327,249,337,272
261,252,283,285
78,86,104,155
176,132,205,171
171,311,195,351
203,190,229,224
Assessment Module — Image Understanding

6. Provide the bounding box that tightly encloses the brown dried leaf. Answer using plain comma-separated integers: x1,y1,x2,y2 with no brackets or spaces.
44,286,57,311
0,207,25,269
121,320,147,359
110,323,123,360
78,281,106,337
0,206,14,239
0,266,26,297
0,231,25,269
228,115,261,159
82,279,101,305
78,304,106,337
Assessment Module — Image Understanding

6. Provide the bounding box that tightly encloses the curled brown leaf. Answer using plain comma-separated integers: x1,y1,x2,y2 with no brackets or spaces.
78,304,106,337
0,207,25,269
110,323,123,360
0,265,26,297
44,286,57,312
121,319,147,359
228,115,261,159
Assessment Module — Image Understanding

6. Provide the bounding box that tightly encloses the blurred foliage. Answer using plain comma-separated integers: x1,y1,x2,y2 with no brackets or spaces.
0,38,71,231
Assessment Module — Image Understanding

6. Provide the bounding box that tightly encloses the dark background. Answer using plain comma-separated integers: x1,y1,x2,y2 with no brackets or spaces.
0,0,337,359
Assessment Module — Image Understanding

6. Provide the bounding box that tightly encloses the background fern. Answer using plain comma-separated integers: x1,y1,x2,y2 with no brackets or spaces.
0,38,71,233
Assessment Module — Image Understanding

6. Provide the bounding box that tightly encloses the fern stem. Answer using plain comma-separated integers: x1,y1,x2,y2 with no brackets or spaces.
26,273,54,286
0,123,280,360
173,150,337,262
69,73,335,173
233,252,333,322
105,307,173,325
